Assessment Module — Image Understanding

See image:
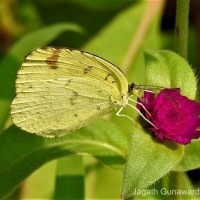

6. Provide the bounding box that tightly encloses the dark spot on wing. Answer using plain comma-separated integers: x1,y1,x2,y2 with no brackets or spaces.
84,66,93,74
70,100,76,105
69,91,78,105
66,79,72,86
105,74,117,84
89,98,94,103
46,49,61,69
105,74,111,80
74,113,78,117
49,64,58,69
96,106,101,110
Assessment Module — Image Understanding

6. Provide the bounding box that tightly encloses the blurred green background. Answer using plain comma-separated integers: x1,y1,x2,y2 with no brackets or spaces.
0,0,200,199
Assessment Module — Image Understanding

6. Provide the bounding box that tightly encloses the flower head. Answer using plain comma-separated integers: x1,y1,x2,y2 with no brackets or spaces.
137,89,200,144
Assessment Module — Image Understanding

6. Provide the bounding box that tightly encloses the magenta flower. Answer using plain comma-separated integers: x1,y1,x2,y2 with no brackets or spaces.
137,89,200,144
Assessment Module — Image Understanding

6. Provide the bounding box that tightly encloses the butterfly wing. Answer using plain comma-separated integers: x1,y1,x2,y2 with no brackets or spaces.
11,47,128,137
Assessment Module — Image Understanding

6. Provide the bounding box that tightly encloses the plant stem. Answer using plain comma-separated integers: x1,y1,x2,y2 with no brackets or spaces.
175,0,190,59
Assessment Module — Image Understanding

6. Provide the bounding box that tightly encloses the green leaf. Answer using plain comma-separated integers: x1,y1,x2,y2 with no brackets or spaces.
0,119,129,199
85,159,123,199
174,139,200,172
9,23,83,60
84,1,162,76
54,156,84,200
0,23,83,132
122,126,183,199
20,160,57,199
144,50,197,99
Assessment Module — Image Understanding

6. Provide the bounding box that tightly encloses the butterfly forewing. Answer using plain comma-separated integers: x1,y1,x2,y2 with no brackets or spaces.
11,47,128,137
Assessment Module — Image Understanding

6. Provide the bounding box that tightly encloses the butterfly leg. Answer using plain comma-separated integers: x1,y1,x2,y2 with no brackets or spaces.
127,103,158,129
128,98,151,117
116,106,133,122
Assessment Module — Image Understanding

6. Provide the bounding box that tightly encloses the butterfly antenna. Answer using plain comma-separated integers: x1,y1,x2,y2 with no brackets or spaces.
128,83,165,92
129,83,180,106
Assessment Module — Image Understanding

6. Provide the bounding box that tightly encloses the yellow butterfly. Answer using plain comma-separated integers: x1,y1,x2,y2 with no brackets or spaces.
11,47,148,137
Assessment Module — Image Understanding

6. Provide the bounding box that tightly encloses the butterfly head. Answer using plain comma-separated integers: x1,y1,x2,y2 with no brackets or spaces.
128,83,141,96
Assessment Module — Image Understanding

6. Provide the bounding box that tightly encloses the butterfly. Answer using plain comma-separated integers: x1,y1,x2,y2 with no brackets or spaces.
11,47,148,137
